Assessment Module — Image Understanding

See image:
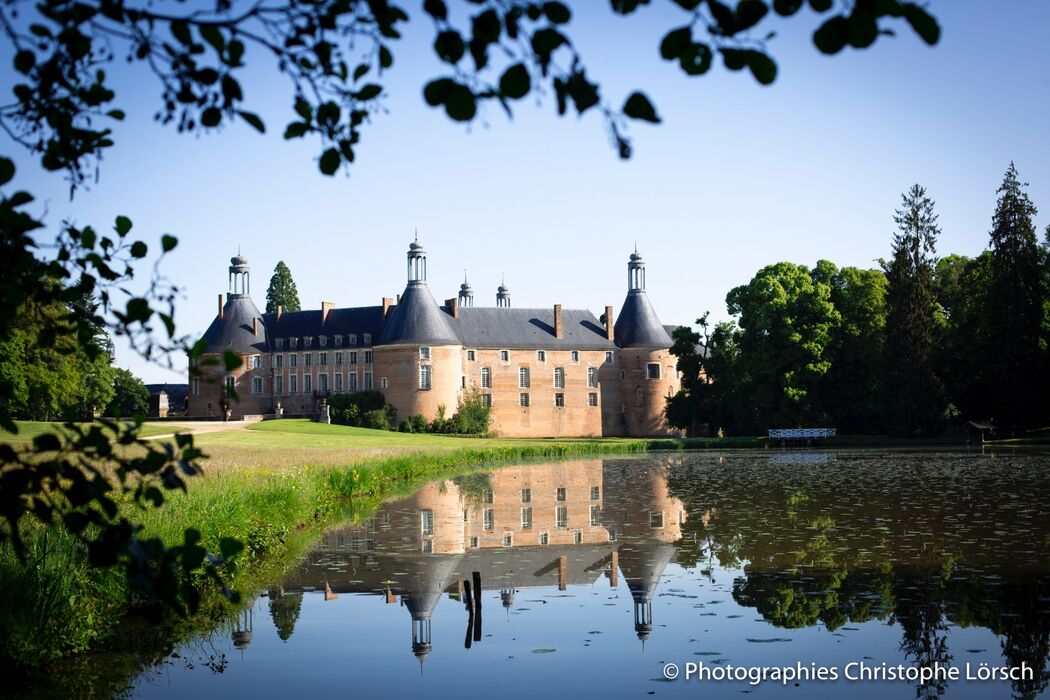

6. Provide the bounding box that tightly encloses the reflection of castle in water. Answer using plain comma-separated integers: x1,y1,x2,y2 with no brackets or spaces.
279,458,685,660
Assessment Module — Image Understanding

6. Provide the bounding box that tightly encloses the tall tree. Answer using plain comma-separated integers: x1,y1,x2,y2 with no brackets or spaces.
933,252,992,421
106,368,150,418
884,184,945,436
265,261,301,314
812,261,888,434
726,262,839,432
985,164,1043,427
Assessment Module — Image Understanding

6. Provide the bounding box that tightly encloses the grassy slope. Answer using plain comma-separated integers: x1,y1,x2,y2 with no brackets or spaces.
6,421,178,444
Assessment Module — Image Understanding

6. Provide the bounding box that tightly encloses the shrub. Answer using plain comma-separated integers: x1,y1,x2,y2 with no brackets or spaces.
329,391,389,427
399,415,427,433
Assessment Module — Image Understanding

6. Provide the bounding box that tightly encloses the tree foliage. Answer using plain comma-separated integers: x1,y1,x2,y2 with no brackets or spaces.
986,163,1043,426
106,368,150,418
265,261,301,314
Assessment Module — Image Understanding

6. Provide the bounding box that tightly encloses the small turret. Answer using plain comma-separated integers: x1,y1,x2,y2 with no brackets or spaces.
458,272,474,308
496,275,511,308
229,252,250,296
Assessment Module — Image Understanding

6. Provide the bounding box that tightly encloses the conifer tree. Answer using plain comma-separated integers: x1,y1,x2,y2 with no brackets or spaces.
884,184,945,436
265,261,301,314
986,163,1042,427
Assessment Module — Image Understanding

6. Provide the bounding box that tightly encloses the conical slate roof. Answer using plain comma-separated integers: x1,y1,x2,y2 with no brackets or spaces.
614,291,673,348
200,294,267,355
378,282,459,346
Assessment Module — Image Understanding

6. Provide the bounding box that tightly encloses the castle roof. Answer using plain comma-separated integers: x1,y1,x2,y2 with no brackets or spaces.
451,307,615,350
200,294,267,355
378,282,460,346
264,306,385,340
614,292,673,349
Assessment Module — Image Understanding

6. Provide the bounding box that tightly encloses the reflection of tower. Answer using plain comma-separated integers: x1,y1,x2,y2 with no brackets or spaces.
500,588,516,620
231,605,254,655
601,458,686,645
400,553,463,666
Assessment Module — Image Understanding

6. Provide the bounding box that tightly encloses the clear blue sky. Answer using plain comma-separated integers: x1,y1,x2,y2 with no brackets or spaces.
4,1,1049,383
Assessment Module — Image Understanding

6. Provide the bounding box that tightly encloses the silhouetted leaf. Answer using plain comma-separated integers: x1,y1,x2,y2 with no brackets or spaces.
679,43,713,75
444,83,477,121
660,27,692,60
903,3,940,45
773,0,803,16
623,92,661,123
130,241,147,258
161,234,177,252
423,0,448,20
201,107,222,127
543,1,571,24
115,215,132,236
0,157,13,186
809,0,832,11
319,147,340,175
499,63,531,99
238,110,265,133
747,51,777,85
814,16,849,54
434,30,465,63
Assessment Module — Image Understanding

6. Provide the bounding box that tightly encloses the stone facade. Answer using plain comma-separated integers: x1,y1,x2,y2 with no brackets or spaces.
188,242,680,436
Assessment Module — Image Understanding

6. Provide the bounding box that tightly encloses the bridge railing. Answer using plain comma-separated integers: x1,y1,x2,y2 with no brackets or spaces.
767,428,837,439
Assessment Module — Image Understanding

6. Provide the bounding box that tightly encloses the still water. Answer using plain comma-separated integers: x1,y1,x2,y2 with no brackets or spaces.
130,451,1050,699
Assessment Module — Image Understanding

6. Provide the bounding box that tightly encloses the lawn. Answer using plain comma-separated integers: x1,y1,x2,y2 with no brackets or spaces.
3,420,182,445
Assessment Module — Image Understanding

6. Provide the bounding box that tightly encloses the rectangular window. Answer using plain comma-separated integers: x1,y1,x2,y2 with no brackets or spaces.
619,370,626,380
463,509,469,523
289,374,297,393
380,377,388,389
521,488,531,503
484,489,494,504
570,350,580,363
303,374,312,393
276,354,284,368
536,350,546,362
555,393,565,407
556,487,566,501
590,486,600,500
539,532,549,546
419,346,431,360
650,511,664,528
483,508,494,530
335,373,343,392
502,533,513,547
348,371,358,392
421,510,434,535
251,355,262,369
553,367,565,388
421,539,433,554
556,506,568,529
252,377,262,394
519,367,530,388
481,367,492,388
364,350,373,364
319,352,327,366
590,504,601,526
469,536,479,549
318,373,328,394
587,367,598,388
605,351,614,363
482,393,492,406
275,375,283,394
521,507,533,530
519,393,530,408
335,352,342,365
275,338,284,350
574,530,583,545
289,354,298,368
647,363,661,379
466,349,476,361
419,364,432,390
364,371,373,390
500,349,510,362
304,353,312,367
224,376,235,392
191,377,200,396
588,392,598,407
349,351,357,365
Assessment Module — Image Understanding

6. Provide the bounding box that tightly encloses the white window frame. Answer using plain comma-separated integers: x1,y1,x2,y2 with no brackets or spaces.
521,507,533,530
364,371,373,390
519,392,530,408
421,510,434,535
588,392,598,407
553,367,565,389
555,506,568,529
481,367,492,389
348,371,358,392
466,349,476,361
536,350,546,362
555,392,565,407
518,366,530,388
500,349,510,362
319,336,327,348
650,511,665,528
252,376,262,394
419,364,432,390
419,346,431,360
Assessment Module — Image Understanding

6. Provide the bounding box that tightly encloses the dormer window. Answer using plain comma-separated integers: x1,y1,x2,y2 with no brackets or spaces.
290,338,299,349
304,337,313,348
335,335,343,347
319,336,327,348
363,333,372,345
275,338,284,350
349,334,357,345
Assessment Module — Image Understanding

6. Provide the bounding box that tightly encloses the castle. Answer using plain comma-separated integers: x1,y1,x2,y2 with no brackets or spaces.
187,240,680,437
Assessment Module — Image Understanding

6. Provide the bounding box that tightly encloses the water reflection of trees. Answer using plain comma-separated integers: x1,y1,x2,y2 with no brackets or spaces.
666,451,1050,699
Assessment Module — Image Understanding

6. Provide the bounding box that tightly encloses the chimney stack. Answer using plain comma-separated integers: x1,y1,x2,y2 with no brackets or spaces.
321,301,334,324
382,297,394,318
276,304,283,320
445,298,459,319
218,293,224,319
605,305,615,341
554,304,563,339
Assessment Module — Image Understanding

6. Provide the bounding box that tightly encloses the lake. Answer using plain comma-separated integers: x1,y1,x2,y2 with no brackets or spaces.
128,451,1050,699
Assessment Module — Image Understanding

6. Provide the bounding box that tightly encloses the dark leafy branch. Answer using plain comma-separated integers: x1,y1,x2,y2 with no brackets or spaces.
1,0,940,185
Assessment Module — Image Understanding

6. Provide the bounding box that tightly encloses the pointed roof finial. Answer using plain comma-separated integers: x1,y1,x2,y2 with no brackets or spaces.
414,227,418,243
